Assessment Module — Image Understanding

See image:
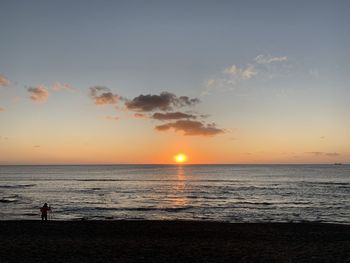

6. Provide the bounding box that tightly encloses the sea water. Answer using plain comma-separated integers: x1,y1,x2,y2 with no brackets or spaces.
0,164,349,223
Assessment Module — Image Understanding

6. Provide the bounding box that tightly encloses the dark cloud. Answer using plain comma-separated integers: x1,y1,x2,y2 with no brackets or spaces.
177,96,200,107
90,86,120,105
89,89,223,137
27,86,49,102
155,120,224,136
305,151,341,157
152,112,196,121
125,92,199,112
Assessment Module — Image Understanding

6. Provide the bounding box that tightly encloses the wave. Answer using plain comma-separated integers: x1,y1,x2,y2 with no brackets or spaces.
231,201,313,206
73,179,242,183
0,195,19,203
59,206,194,213
299,182,349,186
0,184,35,189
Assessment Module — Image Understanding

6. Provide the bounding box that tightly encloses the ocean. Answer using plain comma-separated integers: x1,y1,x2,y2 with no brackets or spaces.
0,165,349,223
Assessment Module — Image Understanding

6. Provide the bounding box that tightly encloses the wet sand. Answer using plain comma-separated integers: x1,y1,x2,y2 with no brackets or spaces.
0,220,349,262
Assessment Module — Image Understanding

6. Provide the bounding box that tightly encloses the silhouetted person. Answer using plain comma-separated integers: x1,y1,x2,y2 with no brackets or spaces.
40,203,51,221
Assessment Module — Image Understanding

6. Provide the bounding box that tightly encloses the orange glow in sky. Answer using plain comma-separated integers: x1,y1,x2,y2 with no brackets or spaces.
0,2,349,165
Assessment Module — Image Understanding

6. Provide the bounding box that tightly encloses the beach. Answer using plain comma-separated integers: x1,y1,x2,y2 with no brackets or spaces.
0,221,349,262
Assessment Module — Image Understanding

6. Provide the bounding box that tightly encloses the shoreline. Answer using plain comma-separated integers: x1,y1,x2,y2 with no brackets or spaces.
1,220,349,262
1,219,350,228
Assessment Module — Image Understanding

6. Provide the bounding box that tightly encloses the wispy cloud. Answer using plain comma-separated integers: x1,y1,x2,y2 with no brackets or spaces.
255,54,287,64
155,120,224,136
90,86,120,106
102,115,119,121
305,151,324,156
125,92,199,112
305,151,341,157
325,152,340,157
133,113,148,119
152,112,196,121
27,86,49,102
205,54,289,94
52,82,74,92
224,64,257,80
0,74,10,87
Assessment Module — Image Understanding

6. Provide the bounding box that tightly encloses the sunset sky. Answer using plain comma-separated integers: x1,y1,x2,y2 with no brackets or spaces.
0,0,349,164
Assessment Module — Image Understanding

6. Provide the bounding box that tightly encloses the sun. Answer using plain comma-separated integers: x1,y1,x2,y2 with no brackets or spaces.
174,153,188,163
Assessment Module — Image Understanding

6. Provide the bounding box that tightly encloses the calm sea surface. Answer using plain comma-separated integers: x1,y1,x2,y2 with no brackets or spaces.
0,165,349,223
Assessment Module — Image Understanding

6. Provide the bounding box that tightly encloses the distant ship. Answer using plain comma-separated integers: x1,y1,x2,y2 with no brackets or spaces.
334,163,342,165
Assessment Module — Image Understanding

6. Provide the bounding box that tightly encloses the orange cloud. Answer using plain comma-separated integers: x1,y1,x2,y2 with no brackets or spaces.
27,86,49,102
103,115,119,121
134,113,147,119
52,82,74,92
0,74,10,87
90,86,120,105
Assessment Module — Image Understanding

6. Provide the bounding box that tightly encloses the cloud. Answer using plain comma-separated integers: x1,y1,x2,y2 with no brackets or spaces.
125,92,199,112
305,151,341,157
205,54,289,94
52,82,74,92
152,112,196,121
91,89,223,137
224,64,257,80
255,54,288,64
27,86,49,102
90,86,120,105
103,116,119,121
305,151,324,156
134,113,147,119
325,152,340,157
0,74,10,87
155,120,224,136
0,107,5,112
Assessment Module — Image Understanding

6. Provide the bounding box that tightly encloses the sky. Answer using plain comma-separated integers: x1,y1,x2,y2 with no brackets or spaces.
0,0,349,164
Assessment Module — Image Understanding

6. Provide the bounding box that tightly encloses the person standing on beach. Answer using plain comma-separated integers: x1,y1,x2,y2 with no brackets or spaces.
40,203,51,221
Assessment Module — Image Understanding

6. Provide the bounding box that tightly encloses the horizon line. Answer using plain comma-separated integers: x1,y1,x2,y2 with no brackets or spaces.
0,163,347,166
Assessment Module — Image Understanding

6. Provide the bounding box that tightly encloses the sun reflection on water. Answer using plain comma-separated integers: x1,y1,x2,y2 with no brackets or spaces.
172,165,188,207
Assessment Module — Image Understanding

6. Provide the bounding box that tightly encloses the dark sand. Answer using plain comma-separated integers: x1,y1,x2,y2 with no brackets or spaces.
0,221,349,263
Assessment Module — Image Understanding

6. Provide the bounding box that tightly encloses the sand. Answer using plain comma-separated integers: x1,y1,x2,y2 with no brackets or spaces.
0,220,349,262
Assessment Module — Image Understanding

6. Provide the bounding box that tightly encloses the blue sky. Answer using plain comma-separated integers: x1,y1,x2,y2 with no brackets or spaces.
0,0,349,164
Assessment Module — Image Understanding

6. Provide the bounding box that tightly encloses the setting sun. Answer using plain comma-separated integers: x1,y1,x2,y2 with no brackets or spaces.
174,153,188,163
